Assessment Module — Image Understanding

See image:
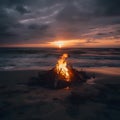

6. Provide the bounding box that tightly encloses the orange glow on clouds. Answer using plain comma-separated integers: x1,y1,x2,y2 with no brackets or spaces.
1,38,120,48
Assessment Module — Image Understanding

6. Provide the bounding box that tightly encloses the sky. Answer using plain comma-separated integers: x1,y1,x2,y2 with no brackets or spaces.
0,0,120,48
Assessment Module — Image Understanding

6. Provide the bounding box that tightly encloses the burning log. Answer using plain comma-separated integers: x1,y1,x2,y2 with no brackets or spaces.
29,53,90,89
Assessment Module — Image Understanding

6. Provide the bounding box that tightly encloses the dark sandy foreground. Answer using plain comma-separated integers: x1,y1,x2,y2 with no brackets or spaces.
0,67,120,120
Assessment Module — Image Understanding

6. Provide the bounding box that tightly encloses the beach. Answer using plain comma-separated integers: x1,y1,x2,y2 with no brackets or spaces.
0,0,120,119
0,67,120,120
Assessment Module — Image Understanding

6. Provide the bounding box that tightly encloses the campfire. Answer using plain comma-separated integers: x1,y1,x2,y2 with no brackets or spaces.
29,53,90,89
54,53,71,82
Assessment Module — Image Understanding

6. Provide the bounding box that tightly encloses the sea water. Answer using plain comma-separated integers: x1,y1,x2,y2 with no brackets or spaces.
0,48,120,70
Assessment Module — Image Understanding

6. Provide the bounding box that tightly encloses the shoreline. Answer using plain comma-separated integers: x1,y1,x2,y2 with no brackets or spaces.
0,67,120,83
0,66,120,72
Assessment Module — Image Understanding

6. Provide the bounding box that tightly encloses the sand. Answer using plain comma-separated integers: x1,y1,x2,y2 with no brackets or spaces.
0,67,120,120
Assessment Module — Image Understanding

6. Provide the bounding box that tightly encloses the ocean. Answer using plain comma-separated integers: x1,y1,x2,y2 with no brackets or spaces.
0,48,120,71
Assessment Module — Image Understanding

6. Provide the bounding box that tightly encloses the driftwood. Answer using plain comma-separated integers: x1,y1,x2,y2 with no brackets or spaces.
29,67,90,89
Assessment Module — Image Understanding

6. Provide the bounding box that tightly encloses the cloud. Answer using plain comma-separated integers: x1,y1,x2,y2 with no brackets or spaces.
0,0,120,47
95,0,120,16
15,5,30,14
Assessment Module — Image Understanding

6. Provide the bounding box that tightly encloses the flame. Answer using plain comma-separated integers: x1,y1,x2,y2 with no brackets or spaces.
55,53,70,81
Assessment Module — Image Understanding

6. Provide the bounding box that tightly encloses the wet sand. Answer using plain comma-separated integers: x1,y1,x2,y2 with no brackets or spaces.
0,67,120,120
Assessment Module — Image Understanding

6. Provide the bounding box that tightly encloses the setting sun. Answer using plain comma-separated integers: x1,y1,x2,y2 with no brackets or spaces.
49,39,81,48
54,41,64,48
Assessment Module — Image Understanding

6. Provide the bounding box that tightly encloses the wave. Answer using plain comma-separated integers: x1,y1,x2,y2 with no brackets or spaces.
0,48,120,70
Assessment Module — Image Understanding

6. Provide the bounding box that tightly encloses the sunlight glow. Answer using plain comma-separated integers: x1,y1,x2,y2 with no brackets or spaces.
54,41,64,48
49,40,80,48
2,38,120,48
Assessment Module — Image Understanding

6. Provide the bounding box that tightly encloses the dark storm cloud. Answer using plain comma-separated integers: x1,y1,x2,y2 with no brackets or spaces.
0,7,19,44
26,24,50,41
15,5,30,14
0,0,120,46
96,0,120,16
